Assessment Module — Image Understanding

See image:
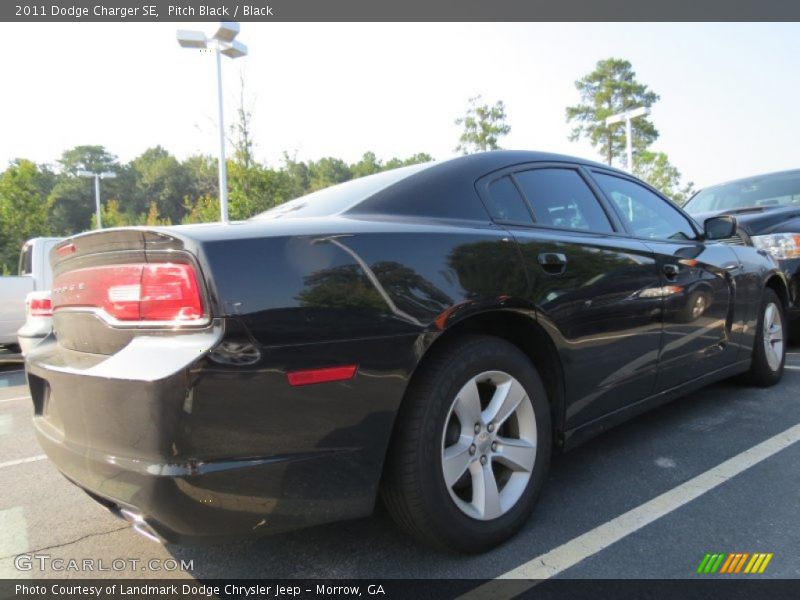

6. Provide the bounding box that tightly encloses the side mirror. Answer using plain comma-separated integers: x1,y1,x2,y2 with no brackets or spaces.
704,215,738,240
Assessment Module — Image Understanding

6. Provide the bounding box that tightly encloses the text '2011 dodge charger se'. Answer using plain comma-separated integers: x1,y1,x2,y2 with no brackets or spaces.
27,151,787,552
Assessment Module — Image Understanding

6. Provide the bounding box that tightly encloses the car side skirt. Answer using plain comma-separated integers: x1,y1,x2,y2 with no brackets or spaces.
562,359,752,450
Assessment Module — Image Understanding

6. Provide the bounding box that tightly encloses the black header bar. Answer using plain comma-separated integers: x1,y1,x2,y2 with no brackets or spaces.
4,0,800,22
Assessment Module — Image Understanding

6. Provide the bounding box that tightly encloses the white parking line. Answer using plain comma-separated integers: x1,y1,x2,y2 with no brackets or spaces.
785,365,800,371
0,396,31,404
464,422,800,597
0,396,30,404
0,455,46,470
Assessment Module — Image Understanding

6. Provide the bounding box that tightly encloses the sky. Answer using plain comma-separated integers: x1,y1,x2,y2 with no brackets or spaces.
0,22,798,188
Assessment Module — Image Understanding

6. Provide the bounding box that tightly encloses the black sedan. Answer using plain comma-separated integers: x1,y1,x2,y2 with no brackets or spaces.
27,151,788,553
684,169,800,339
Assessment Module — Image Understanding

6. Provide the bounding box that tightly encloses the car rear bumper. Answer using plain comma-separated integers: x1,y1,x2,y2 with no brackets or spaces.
17,320,51,355
25,323,413,544
18,333,46,355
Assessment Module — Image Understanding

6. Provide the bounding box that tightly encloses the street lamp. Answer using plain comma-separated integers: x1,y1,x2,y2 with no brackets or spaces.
605,106,649,172
177,22,248,224
77,170,117,229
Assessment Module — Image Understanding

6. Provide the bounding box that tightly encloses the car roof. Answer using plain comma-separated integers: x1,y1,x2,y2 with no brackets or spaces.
423,150,625,179
701,168,800,191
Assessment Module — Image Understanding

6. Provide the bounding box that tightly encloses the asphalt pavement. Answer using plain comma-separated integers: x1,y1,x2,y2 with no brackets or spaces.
1,346,799,582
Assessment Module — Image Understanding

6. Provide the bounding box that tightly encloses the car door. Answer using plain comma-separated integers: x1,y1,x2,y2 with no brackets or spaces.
590,170,744,390
478,164,663,429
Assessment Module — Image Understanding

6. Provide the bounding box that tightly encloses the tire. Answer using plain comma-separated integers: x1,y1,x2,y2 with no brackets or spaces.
381,335,552,553
745,288,786,387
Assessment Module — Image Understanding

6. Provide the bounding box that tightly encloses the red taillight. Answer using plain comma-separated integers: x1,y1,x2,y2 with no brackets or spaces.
52,263,204,323
29,297,53,317
287,365,358,386
56,243,76,257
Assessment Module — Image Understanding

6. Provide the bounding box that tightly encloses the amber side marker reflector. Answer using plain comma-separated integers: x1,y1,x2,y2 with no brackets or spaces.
56,243,76,256
287,365,358,387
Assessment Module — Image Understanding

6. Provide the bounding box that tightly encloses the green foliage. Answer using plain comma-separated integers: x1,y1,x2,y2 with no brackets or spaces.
0,159,54,271
307,157,352,191
129,146,189,222
48,146,121,234
566,58,660,167
455,95,511,154
1,139,433,252
634,151,696,206
350,151,383,178
384,153,433,170
59,145,119,174
181,194,219,225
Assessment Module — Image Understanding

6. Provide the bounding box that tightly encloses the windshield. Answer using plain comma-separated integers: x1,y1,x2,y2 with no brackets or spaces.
251,163,431,220
685,172,800,214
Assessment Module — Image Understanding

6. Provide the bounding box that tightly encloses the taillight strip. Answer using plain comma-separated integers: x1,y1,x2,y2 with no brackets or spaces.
52,262,205,324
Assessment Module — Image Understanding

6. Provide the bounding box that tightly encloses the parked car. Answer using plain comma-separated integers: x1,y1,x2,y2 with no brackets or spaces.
27,151,787,552
17,290,53,355
0,237,61,351
684,169,800,337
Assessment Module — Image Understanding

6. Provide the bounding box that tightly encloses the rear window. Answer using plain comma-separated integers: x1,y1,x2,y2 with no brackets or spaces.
685,172,800,214
251,163,431,220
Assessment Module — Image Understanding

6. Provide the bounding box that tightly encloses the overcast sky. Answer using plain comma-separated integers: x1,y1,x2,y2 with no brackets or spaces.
0,22,797,188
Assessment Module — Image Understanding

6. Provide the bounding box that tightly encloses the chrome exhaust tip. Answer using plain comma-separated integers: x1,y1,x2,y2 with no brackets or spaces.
119,508,165,543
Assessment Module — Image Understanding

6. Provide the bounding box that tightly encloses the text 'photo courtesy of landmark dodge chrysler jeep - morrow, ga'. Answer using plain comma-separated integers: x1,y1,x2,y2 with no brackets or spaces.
27,151,787,552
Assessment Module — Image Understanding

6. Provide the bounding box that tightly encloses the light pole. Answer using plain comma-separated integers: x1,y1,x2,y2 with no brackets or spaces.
77,170,117,229
605,106,648,172
177,22,248,224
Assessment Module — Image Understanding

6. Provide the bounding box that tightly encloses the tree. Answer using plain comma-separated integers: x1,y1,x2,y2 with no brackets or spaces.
231,74,256,169
58,145,119,175
0,160,54,270
566,58,660,167
129,146,188,222
350,151,383,178
455,96,511,154
182,194,219,224
307,157,352,191
183,154,218,201
48,146,121,234
282,152,310,197
383,152,434,170
634,151,696,205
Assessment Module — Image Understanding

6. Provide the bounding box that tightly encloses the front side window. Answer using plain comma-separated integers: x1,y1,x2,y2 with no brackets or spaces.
513,168,613,233
593,173,697,241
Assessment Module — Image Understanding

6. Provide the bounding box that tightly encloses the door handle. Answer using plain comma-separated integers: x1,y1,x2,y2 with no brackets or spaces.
538,252,567,275
663,264,680,281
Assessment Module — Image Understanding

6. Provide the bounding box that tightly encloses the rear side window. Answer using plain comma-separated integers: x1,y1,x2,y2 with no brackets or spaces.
514,168,613,233
593,173,697,241
18,244,32,276
486,176,533,223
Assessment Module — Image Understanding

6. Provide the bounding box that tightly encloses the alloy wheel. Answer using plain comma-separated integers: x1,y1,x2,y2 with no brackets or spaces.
763,301,784,372
440,370,537,521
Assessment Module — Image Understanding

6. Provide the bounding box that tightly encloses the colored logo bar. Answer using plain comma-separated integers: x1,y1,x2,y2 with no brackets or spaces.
697,552,773,574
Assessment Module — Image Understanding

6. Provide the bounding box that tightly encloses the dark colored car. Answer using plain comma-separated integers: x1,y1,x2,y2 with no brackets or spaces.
27,151,788,553
684,169,800,338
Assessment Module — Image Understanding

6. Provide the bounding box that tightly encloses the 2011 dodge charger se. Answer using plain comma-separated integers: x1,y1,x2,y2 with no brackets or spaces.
27,151,788,552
